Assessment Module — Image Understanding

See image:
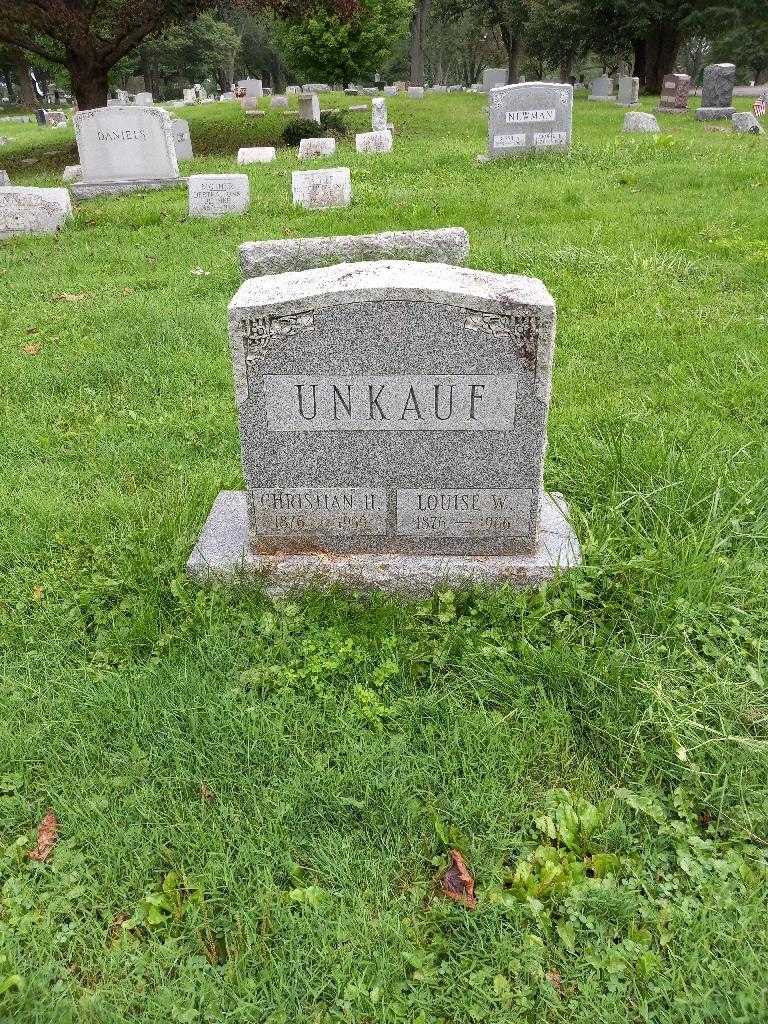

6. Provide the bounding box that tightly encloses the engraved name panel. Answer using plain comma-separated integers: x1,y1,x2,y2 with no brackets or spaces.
505,108,556,123
263,374,518,431
250,487,387,536
396,489,533,538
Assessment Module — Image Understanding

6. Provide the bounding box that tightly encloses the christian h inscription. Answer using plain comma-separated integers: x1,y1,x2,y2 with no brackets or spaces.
227,261,556,557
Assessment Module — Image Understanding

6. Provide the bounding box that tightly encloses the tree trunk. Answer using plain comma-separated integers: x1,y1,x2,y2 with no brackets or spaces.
12,51,37,107
500,28,525,84
409,0,430,85
643,23,680,94
0,67,16,102
632,37,647,88
69,58,110,110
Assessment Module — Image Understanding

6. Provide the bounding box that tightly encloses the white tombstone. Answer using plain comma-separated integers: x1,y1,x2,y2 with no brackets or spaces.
408,87,424,99
0,170,10,186
298,137,336,159
237,147,276,164
292,168,352,209
72,105,180,198
238,79,263,99
371,97,388,130
355,129,393,154
271,95,289,110
62,164,82,183
171,118,193,160
134,92,153,105
298,93,321,123
286,85,302,95
383,85,397,97
0,186,72,239
220,92,235,101
188,174,250,217
183,88,196,105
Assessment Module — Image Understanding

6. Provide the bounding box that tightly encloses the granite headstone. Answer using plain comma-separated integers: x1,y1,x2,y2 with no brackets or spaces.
695,63,736,120
488,82,573,158
187,260,580,592
188,174,250,217
657,73,691,114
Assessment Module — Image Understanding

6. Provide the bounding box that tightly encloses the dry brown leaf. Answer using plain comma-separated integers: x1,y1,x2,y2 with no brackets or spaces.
546,970,564,995
28,809,59,862
121,287,134,296
200,782,215,801
32,585,45,601
53,292,90,302
440,849,477,909
23,343,41,356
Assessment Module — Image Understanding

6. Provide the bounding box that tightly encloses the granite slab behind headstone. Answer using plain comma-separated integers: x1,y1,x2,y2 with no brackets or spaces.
72,105,180,198
188,174,250,217
292,168,351,209
271,95,289,109
657,73,690,113
0,170,9,186
407,86,425,99
238,78,263,99
488,82,573,158
0,186,72,239
62,164,82,183
239,228,470,278
695,63,736,120
187,260,580,591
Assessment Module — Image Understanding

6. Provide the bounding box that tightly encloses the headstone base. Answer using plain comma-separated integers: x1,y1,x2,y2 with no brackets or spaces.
694,106,736,121
654,106,688,115
186,490,581,594
588,96,616,102
71,176,184,199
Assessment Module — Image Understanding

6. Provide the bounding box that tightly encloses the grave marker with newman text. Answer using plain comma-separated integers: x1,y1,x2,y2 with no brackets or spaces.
488,83,573,158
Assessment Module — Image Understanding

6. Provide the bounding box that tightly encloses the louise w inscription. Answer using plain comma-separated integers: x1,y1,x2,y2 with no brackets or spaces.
263,374,517,430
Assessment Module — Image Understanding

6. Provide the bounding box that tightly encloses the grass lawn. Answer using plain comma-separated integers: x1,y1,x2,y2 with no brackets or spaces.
1,92,768,1023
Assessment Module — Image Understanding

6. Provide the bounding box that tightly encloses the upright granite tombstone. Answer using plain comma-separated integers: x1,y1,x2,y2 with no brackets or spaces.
589,76,615,101
72,105,181,199
238,78,263,99
371,97,388,130
482,68,507,92
171,118,193,160
695,63,736,120
187,261,580,592
188,174,250,217
617,76,639,106
488,82,573,158
298,93,321,123
657,73,691,114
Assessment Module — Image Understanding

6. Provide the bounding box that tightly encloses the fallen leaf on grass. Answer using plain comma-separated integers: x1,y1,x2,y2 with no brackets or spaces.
32,585,44,601
191,266,210,276
52,292,91,302
440,849,476,909
546,970,564,995
28,809,59,862
23,343,41,356
200,782,215,801
121,287,134,296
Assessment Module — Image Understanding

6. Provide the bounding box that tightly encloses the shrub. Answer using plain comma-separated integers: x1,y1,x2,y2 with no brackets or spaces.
281,111,348,147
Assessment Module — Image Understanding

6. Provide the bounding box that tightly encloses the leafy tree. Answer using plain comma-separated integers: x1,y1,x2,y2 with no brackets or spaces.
127,13,241,98
279,0,410,86
0,0,336,109
522,0,590,81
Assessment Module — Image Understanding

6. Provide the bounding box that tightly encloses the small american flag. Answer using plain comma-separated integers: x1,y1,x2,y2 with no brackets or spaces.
754,97,767,117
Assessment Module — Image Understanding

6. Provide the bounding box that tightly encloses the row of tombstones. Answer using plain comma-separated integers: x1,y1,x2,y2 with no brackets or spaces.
0,98,393,236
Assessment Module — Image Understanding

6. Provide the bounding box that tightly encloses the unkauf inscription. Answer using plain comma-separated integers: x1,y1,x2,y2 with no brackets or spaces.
262,374,518,430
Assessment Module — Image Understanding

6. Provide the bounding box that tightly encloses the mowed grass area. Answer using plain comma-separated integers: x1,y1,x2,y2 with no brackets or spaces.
1,92,768,1023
